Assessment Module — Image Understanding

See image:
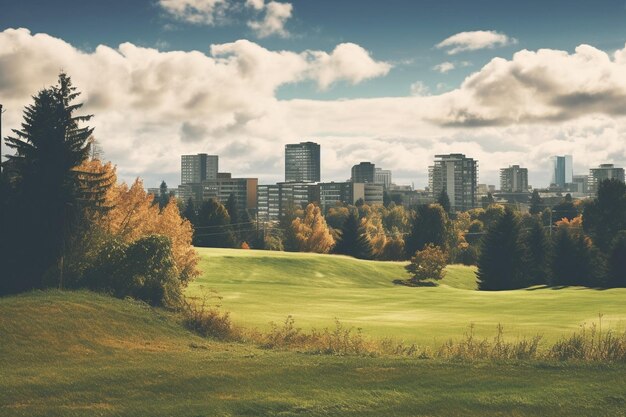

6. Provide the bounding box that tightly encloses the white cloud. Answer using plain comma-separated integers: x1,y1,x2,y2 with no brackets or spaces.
410,81,429,96
1,28,626,189
247,1,293,38
307,43,392,90
158,0,228,25
433,61,455,73
436,30,517,55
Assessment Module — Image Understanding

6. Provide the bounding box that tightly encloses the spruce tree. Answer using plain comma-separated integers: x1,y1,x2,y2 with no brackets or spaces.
405,204,448,257
551,228,605,287
158,180,169,209
476,208,524,290
2,73,108,293
334,211,372,259
607,231,626,288
182,197,197,224
520,217,551,286
437,189,451,214
225,193,239,226
194,199,235,248
583,179,626,251
529,190,543,216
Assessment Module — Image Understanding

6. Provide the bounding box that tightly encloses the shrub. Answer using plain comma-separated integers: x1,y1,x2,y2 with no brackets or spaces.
405,244,447,285
182,290,235,341
85,234,183,308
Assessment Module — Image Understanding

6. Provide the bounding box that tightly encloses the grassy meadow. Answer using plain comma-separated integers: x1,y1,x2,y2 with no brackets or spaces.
2,290,626,417
188,248,626,346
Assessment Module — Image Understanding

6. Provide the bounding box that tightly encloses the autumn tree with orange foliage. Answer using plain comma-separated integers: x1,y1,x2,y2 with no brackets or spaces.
289,204,335,253
77,159,199,286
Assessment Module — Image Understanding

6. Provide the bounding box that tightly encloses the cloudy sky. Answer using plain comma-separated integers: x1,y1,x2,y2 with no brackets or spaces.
1,0,626,188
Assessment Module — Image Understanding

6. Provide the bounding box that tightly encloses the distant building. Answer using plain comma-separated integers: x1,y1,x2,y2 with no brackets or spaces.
588,163,625,194
500,165,529,193
571,175,589,195
285,142,320,183
374,168,392,189
181,154,218,185
178,174,257,215
319,182,383,211
257,182,320,221
429,154,478,212
351,162,376,183
550,155,573,188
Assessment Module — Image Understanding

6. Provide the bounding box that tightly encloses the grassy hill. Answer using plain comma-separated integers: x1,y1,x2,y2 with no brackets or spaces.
2,290,626,417
189,248,626,345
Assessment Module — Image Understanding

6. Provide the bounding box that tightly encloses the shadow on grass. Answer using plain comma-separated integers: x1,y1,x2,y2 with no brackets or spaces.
392,279,438,287
525,285,612,291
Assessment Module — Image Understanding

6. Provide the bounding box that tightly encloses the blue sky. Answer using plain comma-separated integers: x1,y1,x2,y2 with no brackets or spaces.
1,0,626,187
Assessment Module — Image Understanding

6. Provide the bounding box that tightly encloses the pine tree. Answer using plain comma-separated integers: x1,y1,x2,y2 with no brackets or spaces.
529,190,543,216
182,197,197,225
225,193,239,226
520,217,551,286
583,179,626,251
405,204,448,257
437,189,451,214
2,73,108,293
334,210,373,259
607,231,626,288
476,208,525,290
551,227,605,287
195,199,235,248
158,180,169,209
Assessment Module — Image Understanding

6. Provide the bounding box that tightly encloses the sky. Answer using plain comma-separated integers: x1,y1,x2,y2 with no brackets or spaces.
1,0,626,188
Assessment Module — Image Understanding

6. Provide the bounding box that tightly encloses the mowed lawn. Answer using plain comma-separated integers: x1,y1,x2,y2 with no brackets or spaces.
2,291,626,417
188,248,626,346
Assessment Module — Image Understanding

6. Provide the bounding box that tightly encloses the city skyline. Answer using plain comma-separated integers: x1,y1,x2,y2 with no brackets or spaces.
1,1,626,188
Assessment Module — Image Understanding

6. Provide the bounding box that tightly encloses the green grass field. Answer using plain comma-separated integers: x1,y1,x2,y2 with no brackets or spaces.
188,248,626,346
2,290,626,417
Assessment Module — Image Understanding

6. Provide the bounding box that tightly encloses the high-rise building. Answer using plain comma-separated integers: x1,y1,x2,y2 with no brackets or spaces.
572,175,589,195
429,154,478,212
550,155,573,188
351,162,376,183
257,182,320,221
181,154,218,184
285,142,320,183
588,164,625,194
375,168,392,189
500,165,529,192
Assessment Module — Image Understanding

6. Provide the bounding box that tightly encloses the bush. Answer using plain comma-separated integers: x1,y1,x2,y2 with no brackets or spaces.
85,234,183,308
405,244,447,285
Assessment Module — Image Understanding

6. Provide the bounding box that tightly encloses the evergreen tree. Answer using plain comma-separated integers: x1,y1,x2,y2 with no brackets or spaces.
476,208,525,290
437,189,451,214
607,231,626,288
529,190,543,216
158,180,169,209
182,197,197,225
520,217,551,286
225,193,239,226
552,194,578,223
334,210,373,259
405,204,448,257
551,227,605,287
2,73,109,293
383,190,391,207
583,179,626,251
194,199,235,248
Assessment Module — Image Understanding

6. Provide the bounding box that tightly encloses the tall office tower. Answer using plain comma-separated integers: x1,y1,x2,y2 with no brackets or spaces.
375,168,392,189
351,162,376,183
285,142,321,182
500,165,529,192
588,163,625,194
428,154,478,212
550,155,573,188
181,154,218,184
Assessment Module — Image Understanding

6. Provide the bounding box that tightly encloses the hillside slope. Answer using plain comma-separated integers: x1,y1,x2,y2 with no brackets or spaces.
2,290,626,417
189,248,626,345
